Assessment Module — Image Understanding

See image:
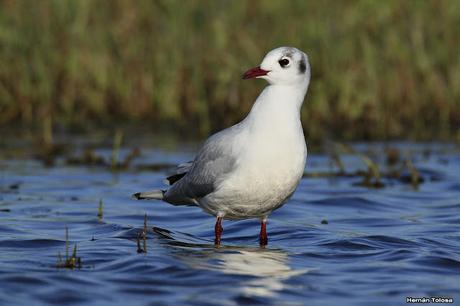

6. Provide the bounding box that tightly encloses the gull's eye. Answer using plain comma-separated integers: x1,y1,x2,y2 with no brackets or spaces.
278,58,290,68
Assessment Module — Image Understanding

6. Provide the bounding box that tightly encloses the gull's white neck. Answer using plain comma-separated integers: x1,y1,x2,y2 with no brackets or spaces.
234,81,309,191
245,83,308,132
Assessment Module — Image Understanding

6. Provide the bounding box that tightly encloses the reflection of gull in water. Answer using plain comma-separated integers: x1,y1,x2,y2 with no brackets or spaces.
180,248,311,298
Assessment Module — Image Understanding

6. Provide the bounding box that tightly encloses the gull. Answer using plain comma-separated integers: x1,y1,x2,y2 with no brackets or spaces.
133,46,311,246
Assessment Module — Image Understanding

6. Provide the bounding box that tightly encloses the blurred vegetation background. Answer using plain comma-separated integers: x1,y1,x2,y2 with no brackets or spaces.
0,0,459,144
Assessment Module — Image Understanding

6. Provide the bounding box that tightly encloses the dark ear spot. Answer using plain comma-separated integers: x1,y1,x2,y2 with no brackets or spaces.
298,57,306,74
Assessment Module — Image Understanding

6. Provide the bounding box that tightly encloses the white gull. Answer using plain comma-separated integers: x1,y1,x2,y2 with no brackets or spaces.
133,46,311,246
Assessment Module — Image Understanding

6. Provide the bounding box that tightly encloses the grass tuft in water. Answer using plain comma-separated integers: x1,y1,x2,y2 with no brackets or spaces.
111,129,124,171
304,145,425,189
330,151,346,175
66,149,106,166
405,159,422,190
66,147,140,169
358,154,385,188
97,199,104,221
56,227,82,269
386,148,400,166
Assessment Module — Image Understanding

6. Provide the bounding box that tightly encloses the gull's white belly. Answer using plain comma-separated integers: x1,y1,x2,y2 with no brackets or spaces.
199,138,307,220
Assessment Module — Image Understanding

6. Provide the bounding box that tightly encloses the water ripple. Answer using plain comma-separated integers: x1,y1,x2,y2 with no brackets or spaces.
1,145,460,305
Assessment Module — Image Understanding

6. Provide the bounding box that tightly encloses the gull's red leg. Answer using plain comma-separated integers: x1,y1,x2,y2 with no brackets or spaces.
214,216,223,246
259,218,268,246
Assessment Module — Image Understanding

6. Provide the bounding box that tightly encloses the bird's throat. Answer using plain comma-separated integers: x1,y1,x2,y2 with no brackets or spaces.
246,84,308,131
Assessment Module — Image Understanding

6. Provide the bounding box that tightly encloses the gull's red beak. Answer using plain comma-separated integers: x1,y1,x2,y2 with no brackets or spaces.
242,66,269,79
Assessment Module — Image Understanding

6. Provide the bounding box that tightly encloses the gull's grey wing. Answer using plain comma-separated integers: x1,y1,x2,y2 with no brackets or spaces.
163,125,241,205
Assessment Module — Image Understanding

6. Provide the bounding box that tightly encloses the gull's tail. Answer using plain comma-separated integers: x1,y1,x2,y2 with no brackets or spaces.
132,189,165,200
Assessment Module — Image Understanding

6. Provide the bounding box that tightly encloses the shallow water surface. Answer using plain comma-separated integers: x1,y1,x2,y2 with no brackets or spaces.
0,143,459,305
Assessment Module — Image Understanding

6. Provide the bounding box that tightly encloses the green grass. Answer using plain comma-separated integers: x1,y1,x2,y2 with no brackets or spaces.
0,0,459,142
56,227,81,269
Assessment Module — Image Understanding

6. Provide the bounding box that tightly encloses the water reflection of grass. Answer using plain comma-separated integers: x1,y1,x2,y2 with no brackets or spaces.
136,214,148,254
0,1,459,142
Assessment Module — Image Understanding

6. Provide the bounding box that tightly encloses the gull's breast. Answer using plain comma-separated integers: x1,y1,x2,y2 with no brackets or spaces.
200,130,307,219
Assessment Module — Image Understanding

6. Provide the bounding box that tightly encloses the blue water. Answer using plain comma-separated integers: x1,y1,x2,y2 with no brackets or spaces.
0,142,459,305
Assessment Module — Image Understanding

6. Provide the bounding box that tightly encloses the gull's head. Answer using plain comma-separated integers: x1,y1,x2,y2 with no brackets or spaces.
242,46,310,86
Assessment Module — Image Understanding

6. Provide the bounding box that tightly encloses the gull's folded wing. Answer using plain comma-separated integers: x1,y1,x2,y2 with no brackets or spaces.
163,125,242,204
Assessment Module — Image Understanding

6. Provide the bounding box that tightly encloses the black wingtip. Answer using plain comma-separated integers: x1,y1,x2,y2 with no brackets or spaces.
132,192,143,200
166,172,187,185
